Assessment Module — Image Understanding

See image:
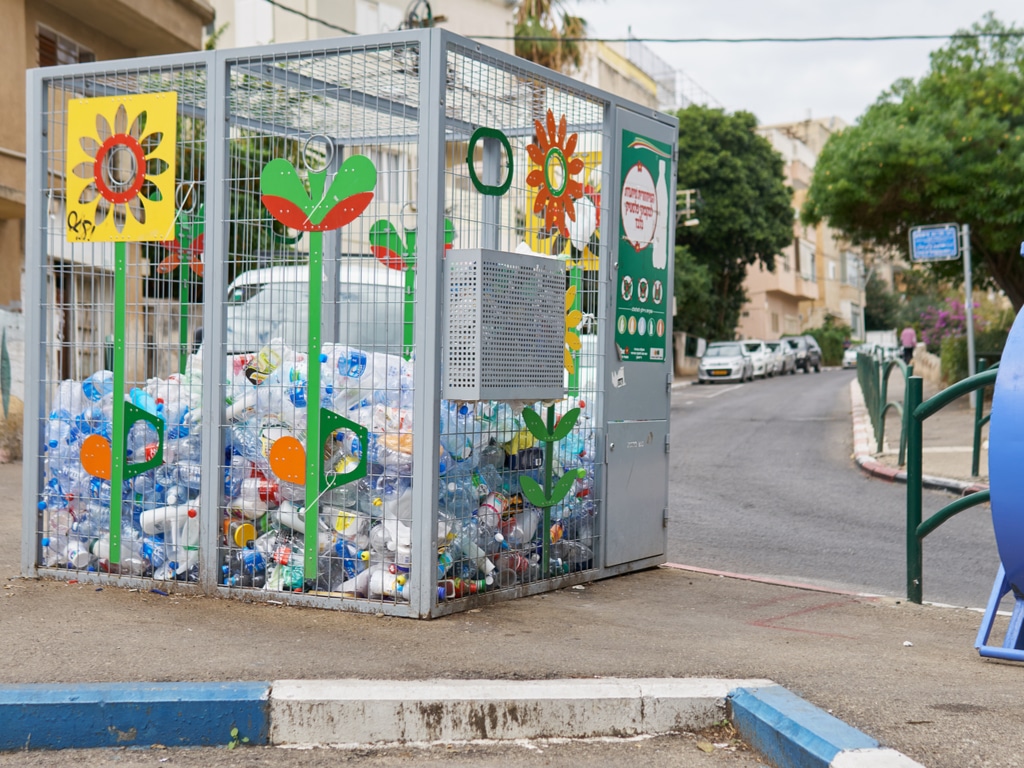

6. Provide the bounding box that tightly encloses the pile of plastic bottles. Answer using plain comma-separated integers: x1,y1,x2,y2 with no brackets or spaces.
38,338,597,603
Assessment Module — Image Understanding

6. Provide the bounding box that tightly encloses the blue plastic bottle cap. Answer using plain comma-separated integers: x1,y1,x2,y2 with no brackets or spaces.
41,537,50,547
319,353,328,363
38,501,47,511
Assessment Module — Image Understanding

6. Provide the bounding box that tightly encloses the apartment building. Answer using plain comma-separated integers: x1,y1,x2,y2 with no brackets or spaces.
740,117,867,341
209,0,515,53
0,0,214,311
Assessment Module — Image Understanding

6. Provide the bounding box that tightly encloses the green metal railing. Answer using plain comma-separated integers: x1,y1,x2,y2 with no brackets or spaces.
971,359,997,477
905,369,998,604
856,350,913,459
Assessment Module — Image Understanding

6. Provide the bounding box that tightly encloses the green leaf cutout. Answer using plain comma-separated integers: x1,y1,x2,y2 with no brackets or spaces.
548,470,579,507
369,219,408,259
520,407,551,443
519,475,549,508
260,155,376,227
551,408,580,442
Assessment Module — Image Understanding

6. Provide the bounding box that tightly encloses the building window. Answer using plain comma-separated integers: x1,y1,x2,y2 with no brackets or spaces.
842,251,863,287
38,26,94,67
797,238,815,281
828,260,837,281
771,312,779,333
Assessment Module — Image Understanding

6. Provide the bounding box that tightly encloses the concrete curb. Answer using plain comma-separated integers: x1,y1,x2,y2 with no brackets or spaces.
0,681,270,750
730,685,924,767
0,677,922,767
849,380,988,497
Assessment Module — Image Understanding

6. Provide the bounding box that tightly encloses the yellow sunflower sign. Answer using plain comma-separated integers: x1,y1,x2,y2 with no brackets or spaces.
65,92,177,242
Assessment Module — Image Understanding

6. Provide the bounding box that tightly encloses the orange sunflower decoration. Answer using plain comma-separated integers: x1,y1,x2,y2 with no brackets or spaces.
65,93,177,242
527,110,585,239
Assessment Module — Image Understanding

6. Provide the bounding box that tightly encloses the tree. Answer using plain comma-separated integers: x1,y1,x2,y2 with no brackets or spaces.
673,106,795,340
514,0,587,73
802,13,1024,309
864,271,901,331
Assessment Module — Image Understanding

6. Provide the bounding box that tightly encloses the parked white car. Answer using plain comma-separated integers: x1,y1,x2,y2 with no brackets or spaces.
765,339,796,375
742,340,771,379
697,342,754,384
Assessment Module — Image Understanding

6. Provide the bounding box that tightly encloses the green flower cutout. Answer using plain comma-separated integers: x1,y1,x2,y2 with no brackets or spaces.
260,156,376,231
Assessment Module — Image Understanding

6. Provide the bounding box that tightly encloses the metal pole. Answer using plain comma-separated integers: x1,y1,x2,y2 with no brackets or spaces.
972,358,987,477
963,224,977,406
906,376,924,604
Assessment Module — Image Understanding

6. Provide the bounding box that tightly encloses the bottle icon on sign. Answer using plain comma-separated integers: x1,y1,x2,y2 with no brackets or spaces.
652,159,668,270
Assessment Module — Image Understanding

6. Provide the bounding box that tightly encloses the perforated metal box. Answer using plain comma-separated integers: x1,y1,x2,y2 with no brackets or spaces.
444,248,565,401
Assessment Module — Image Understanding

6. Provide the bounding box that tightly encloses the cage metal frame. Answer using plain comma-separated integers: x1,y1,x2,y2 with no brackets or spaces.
23,29,677,618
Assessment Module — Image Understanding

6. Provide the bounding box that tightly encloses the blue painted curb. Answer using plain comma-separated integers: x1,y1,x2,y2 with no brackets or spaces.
0,681,270,751
729,685,878,768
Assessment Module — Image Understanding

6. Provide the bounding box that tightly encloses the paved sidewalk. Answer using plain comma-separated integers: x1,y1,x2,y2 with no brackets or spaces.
0,375,1018,767
851,374,989,495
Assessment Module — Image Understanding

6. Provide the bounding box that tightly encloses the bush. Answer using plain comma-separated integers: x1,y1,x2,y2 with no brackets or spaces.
805,319,851,367
939,325,1010,384
0,408,22,463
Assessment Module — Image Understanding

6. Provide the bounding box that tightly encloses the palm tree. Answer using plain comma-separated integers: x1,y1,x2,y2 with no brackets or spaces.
514,0,588,73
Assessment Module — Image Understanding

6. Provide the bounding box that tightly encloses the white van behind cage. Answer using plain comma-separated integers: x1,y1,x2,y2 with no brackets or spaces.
222,257,407,355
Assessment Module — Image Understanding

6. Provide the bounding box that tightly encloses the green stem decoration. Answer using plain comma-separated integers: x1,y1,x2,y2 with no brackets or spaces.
403,229,417,361
259,153,377,584
568,265,582,397
518,403,583,577
109,241,127,563
178,265,189,374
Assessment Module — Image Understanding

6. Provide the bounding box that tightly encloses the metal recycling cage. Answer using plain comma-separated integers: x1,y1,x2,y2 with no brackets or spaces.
23,29,678,618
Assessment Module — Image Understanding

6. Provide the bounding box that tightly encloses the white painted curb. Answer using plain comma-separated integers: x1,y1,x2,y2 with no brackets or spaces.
832,747,926,767
269,677,773,745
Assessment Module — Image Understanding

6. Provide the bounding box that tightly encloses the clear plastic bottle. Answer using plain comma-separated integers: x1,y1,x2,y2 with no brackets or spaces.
82,370,114,402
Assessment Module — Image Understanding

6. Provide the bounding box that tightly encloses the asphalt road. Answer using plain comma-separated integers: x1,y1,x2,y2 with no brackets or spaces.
668,369,999,609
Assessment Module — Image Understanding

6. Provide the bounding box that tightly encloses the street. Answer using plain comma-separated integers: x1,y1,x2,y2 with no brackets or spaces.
668,369,998,608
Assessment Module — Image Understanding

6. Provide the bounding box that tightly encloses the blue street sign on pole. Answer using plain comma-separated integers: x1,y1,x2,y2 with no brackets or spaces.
909,223,960,262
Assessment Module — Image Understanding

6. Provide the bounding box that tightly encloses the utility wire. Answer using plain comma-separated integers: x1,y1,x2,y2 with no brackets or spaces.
476,32,1024,44
262,0,355,36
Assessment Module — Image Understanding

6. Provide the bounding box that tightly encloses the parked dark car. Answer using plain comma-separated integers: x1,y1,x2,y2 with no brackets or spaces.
784,335,822,373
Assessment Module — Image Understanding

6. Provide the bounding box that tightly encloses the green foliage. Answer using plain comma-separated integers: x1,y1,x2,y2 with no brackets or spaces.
514,0,587,72
672,244,713,335
674,106,794,340
864,272,901,331
939,319,1012,383
803,13,1024,310
227,726,250,749
805,317,852,366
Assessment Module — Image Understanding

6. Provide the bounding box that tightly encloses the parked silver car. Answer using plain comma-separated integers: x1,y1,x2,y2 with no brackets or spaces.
698,342,754,384
765,339,796,375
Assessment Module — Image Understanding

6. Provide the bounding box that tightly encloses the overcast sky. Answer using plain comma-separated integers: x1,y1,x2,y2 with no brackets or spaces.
563,1,1024,126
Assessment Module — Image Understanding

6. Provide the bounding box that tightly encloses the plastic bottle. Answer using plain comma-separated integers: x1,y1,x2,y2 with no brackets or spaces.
177,461,203,491
54,379,85,415
93,529,148,576
139,504,200,580
82,370,114,402
223,454,249,500
439,477,477,519
455,519,496,584
45,409,73,449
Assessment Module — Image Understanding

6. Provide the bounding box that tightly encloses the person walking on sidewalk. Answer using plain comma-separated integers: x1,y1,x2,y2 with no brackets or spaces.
901,326,917,364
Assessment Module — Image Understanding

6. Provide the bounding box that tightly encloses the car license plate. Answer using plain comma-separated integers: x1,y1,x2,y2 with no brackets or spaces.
711,370,729,377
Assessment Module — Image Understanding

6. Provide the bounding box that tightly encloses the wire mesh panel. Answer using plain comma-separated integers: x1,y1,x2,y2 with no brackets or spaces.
431,42,608,611
29,60,210,584
215,41,422,609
